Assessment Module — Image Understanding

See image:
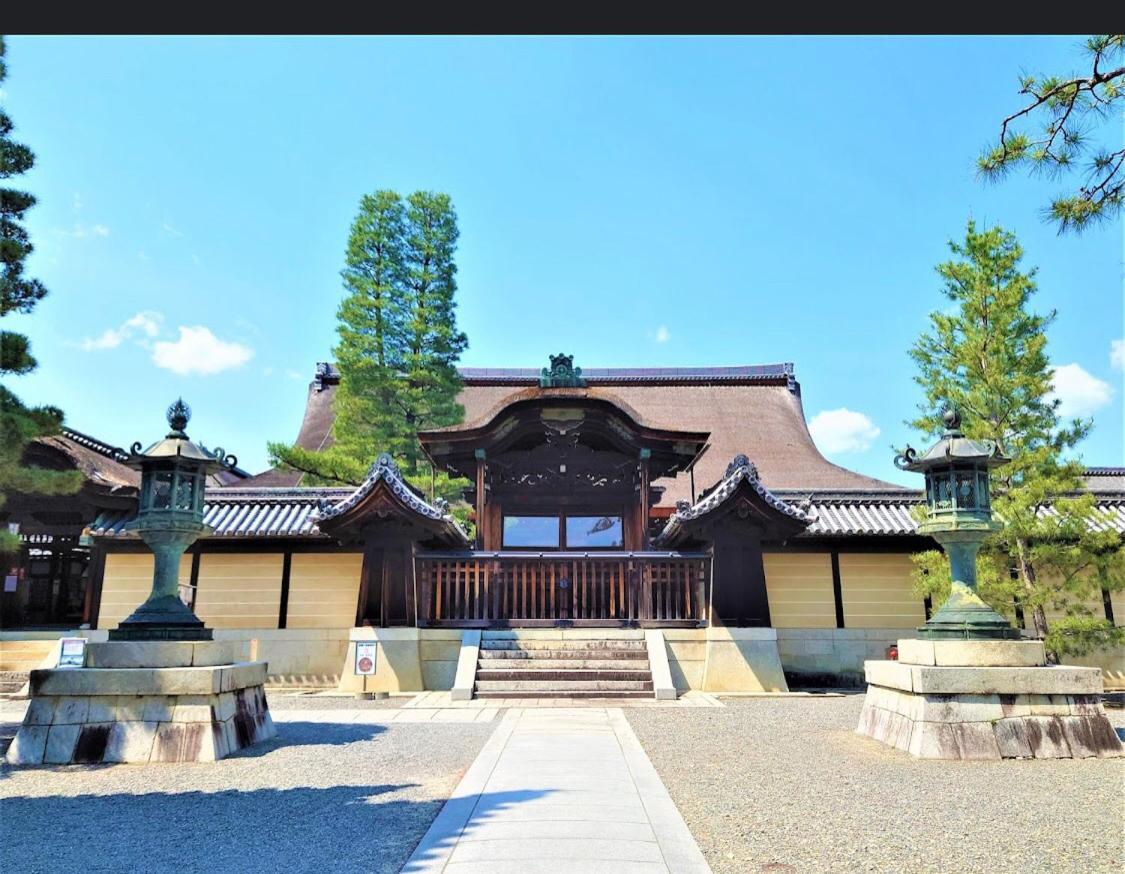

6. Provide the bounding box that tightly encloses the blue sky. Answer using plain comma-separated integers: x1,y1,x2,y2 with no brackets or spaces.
3,36,1122,486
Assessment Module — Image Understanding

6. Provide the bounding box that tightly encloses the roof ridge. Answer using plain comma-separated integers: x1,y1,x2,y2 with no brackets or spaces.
61,427,128,462
312,361,797,389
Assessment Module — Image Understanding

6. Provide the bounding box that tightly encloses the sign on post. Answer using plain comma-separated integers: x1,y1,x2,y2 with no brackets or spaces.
58,637,87,669
355,641,377,676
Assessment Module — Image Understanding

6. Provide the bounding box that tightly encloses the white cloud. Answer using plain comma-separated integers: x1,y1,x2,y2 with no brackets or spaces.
72,192,83,213
56,223,110,239
262,366,275,377
138,250,151,262
1111,339,1124,371
152,326,254,376
79,312,162,351
286,369,303,380
654,325,671,343
1049,363,1114,418
162,221,184,238
808,408,882,454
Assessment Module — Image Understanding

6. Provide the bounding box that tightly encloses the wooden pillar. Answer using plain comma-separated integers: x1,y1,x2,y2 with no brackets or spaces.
83,545,107,629
637,449,651,549
830,551,845,629
277,551,292,629
474,449,487,549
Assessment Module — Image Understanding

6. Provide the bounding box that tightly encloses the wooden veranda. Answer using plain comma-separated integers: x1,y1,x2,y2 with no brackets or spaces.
415,551,711,627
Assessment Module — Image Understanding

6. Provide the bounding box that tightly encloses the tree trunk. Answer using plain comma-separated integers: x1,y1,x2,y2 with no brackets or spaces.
1016,536,1052,657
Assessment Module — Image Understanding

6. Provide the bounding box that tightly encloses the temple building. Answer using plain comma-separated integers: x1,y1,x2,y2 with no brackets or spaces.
3,357,1123,695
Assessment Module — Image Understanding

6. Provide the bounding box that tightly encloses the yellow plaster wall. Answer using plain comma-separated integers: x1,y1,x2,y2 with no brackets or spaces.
1021,569,1111,630
98,553,191,629
838,553,925,629
193,553,283,629
286,553,363,629
762,553,836,628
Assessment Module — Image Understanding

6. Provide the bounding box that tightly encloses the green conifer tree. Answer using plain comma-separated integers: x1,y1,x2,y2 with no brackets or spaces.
270,190,469,512
908,220,1124,658
980,35,1124,232
0,36,82,553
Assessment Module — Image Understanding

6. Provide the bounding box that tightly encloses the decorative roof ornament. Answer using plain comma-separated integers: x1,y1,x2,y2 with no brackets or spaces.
725,453,758,480
368,452,400,478
167,398,191,437
539,353,587,388
672,454,809,523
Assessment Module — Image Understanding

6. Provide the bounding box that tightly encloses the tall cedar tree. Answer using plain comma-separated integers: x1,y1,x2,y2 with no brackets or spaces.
0,36,81,553
269,190,469,510
908,221,1124,658
980,35,1124,232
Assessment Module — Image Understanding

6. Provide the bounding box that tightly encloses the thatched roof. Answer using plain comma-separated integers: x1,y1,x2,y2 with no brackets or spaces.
247,362,905,503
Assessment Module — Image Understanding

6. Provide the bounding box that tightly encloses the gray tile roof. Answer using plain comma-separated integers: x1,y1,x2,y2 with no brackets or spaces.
89,488,352,539
316,454,468,542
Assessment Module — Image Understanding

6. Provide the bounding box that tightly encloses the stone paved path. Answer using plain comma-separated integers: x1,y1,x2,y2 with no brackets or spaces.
402,707,712,873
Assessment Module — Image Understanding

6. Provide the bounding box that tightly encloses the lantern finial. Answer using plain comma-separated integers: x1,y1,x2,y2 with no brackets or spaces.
167,398,191,436
941,402,962,434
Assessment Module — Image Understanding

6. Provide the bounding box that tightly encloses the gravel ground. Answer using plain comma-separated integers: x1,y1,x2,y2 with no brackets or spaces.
0,714,494,874
627,694,1125,874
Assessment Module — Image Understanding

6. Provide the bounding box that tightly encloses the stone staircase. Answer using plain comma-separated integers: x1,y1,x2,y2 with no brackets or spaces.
474,630,654,699
0,671,28,696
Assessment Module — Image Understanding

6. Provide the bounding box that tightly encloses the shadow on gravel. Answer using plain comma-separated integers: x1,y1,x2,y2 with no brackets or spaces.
2,783,430,873
228,720,390,756
1,785,556,874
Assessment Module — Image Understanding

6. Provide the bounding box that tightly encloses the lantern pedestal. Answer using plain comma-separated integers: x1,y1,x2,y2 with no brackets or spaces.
110,523,211,641
917,526,1020,641
856,639,1123,759
4,641,276,766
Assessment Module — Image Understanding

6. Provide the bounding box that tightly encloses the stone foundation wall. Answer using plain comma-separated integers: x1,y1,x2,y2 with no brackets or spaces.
858,684,1122,759
211,629,349,681
776,628,913,685
7,680,275,765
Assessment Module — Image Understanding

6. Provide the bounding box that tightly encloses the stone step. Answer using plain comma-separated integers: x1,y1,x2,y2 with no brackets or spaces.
479,648,648,660
480,639,646,652
474,689,655,699
0,671,28,694
476,669,652,682
477,658,651,671
481,629,646,641
474,679,654,692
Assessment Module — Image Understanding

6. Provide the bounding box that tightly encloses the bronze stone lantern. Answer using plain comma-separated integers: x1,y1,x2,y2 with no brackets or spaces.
109,399,236,641
895,405,1020,640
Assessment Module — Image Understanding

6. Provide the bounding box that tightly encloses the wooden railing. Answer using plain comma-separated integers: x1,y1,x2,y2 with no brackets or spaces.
415,551,710,627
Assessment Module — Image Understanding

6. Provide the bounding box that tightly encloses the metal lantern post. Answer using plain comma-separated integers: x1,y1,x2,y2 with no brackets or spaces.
895,405,1020,640
109,399,236,641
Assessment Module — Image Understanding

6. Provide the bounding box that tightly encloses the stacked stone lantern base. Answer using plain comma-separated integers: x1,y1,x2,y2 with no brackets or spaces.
5,641,275,766
857,639,1123,760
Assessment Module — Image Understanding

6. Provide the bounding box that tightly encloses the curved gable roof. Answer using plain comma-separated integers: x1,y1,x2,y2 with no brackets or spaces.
254,362,907,503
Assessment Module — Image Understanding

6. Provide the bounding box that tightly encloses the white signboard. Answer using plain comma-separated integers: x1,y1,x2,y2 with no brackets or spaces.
58,637,87,669
355,641,378,676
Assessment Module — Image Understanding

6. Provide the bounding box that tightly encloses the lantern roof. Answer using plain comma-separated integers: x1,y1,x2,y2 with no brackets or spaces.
895,406,1009,474
124,399,237,473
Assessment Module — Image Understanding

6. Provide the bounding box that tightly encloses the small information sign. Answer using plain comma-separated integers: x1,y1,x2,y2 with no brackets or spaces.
58,637,87,669
355,641,378,676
